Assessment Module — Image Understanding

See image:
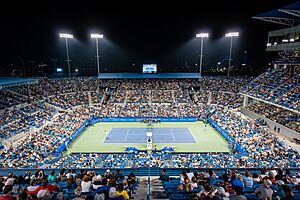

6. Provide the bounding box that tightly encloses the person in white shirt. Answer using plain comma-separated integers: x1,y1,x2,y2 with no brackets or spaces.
81,175,92,193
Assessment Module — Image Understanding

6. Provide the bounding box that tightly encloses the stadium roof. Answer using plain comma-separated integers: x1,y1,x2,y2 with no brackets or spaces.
0,77,38,89
279,1,300,17
253,1,300,26
98,73,201,79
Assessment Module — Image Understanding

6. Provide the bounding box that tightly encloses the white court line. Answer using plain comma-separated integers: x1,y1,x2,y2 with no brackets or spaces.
102,128,112,144
170,129,176,142
124,128,130,142
188,127,197,143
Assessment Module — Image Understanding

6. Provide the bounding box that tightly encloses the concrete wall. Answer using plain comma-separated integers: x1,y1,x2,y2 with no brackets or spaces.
240,107,300,140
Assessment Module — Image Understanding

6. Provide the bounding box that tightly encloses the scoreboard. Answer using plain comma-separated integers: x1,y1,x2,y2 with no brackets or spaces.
142,64,157,73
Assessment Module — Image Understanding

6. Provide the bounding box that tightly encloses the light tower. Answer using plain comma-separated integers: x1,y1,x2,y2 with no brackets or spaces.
196,33,209,77
225,32,239,76
91,34,104,75
59,33,74,77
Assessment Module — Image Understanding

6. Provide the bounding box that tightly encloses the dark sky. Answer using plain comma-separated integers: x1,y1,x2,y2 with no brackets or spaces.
0,0,298,74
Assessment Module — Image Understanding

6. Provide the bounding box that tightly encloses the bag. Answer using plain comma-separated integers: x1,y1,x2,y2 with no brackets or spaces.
108,187,116,198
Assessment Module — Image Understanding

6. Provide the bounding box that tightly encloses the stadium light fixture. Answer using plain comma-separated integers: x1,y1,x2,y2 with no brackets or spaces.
91,34,104,75
225,32,239,37
59,33,74,39
196,33,209,77
91,34,104,39
59,33,74,77
196,33,209,38
225,32,239,76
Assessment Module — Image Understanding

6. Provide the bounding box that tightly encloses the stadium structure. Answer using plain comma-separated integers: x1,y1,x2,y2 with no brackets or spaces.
0,2,299,200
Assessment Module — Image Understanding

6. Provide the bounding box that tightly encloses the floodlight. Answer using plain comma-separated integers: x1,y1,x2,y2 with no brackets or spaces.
59,33,74,39
91,34,104,39
225,32,239,37
196,33,209,38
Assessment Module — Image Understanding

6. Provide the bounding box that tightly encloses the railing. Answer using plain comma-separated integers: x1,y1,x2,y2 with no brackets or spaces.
147,166,151,200
0,167,299,177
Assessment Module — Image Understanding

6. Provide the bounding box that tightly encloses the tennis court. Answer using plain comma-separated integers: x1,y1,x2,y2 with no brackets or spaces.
103,128,196,143
67,122,230,153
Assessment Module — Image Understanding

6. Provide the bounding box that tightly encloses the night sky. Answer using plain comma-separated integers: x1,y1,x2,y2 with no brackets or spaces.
0,0,298,75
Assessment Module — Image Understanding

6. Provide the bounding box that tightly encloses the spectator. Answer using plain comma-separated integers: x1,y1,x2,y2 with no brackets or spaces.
255,179,273,200
27,180,39,193
282,185,296,200
197,183,216,199
212,187,229,200
115,169,124,180
96,178,110,195
0,185,16,200
159,169,169,182
47,171,56,182
219,175,234,194
230,173,243,189
81,175,92,193
243,171,253,188
17,188,30,200
275,180,286,199
92,175,102,190
67,177,77,190
116,184,129,200
36,189,51,200
73,186,85,200
229,186,246,200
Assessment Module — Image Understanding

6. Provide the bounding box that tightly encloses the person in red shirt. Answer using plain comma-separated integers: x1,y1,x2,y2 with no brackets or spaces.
28,179,59,195
218,174,234,194
0,185,16,200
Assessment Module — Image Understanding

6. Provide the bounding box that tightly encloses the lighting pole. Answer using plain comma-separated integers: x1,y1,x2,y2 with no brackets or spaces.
225,32,239,76
59,33,74,77
196,33,209,77
91,34,104,75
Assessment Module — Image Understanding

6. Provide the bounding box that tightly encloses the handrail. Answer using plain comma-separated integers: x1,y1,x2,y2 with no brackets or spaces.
0,167,299,176
147,166,151,200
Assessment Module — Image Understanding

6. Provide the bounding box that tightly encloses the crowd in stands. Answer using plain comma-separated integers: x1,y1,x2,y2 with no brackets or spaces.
0,167,299,200
210,92,243,109
211,107,300,168
247,102,300,133
151,90,173,103
0,75,299,170
160,167,300,199
0,90,26,110
242,69,299,111
0,102,56,139
0,169,138,200
0,106,93,168
196,77,251,93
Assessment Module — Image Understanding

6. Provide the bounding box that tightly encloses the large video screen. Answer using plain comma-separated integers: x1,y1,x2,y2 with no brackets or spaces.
56,67,63,73
142,64,157,74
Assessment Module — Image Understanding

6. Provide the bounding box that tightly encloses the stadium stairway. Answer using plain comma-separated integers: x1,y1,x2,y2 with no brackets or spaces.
150,176,168,200
132,176,148,200
7,89,28,100
171,91,175,103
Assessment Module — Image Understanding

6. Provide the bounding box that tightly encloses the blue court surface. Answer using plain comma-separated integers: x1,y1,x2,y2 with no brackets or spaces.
103,128,196,143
